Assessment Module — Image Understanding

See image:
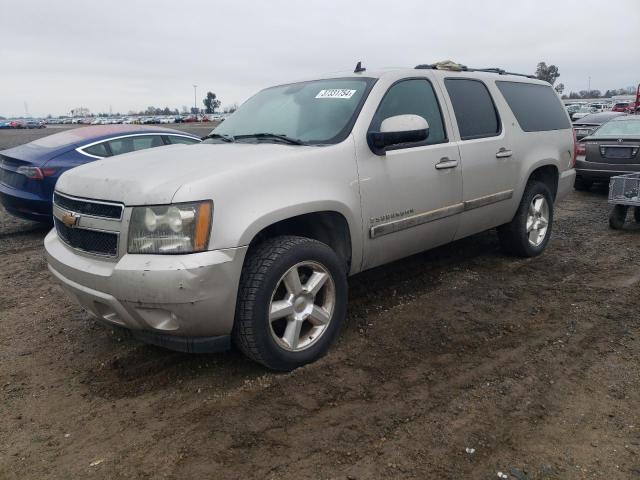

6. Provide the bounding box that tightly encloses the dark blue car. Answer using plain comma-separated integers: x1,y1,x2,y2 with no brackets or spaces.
0,125,201,222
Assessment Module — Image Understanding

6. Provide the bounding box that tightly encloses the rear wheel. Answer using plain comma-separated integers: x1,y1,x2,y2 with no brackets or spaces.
498,181,554,257
574,176,593,191
634,207,640,224
609,205,628,229
233,235,347,371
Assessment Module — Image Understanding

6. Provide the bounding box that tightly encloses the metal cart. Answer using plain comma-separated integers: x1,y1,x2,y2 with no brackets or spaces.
608,172,640,229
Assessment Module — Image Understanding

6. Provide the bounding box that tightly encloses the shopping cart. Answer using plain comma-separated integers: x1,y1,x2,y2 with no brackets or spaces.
608,172,640,229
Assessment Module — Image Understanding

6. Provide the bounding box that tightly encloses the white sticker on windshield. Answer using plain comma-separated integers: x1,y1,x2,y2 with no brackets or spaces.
315,89,357,99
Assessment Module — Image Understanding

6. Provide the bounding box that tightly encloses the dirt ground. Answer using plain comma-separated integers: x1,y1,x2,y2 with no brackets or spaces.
1,127,639,479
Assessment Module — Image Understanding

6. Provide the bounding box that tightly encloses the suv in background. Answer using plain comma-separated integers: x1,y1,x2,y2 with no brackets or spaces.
45,64,576,371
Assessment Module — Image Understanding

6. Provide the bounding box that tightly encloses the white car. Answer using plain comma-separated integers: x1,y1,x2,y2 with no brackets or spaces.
46,63,576,370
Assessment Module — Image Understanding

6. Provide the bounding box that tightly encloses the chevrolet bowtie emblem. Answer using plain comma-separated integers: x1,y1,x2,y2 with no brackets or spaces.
61,212,80,227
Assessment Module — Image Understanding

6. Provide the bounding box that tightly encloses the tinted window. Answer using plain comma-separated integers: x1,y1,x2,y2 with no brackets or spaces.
496,81,571,132
107,135,164,156
444,79,500,140
371,79,446,145
167,135,200,145
83,142,110,157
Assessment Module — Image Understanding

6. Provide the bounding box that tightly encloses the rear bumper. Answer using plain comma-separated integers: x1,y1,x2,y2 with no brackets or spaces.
0,182,52,222
556,168,576,202
576,160,640,181
45,229,248,347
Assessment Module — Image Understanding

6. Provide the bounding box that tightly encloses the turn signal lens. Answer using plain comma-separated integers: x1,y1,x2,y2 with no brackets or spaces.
194,201,212,251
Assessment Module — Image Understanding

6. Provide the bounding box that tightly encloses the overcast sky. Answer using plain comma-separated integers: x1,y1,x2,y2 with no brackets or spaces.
1,0,638,117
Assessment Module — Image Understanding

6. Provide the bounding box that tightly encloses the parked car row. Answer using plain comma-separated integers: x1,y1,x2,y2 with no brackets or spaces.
43,113,230,126
0,119,46,129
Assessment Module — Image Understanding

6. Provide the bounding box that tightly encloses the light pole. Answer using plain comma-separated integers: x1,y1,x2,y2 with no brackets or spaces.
193,85,198,114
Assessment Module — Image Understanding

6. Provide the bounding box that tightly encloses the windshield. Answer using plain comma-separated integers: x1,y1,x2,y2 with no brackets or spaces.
593,119,640,137
207,77,374,145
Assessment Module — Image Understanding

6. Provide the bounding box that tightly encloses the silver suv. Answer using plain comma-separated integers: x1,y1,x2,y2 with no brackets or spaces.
45,64,576,370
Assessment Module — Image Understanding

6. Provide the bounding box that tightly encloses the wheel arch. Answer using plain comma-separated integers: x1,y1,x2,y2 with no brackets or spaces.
240,205,358,273
525,163,559,200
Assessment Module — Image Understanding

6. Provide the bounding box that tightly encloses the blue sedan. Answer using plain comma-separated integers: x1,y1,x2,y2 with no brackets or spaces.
0,125,201,222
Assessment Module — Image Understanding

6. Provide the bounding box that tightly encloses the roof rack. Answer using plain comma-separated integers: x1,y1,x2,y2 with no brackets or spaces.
415,62,537,79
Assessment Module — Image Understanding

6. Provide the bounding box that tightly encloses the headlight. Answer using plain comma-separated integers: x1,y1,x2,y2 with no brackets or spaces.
128,201,212,254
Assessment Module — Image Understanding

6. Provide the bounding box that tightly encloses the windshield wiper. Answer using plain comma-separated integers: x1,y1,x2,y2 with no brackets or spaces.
202,133,235,142
234,133,307,145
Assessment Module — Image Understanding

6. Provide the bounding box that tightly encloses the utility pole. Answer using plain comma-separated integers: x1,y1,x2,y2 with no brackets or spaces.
193,85,198,114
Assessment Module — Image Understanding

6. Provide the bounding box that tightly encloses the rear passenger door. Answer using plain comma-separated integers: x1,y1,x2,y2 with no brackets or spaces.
440,78,519,239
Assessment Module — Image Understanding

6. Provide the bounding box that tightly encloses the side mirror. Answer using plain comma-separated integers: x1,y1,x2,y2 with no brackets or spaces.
367,114,429,154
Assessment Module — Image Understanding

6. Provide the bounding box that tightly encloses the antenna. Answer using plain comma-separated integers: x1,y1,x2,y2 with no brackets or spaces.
354,61,366,73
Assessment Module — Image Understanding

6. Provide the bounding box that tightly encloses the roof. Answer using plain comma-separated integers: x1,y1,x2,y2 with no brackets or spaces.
28,125,198,150
295,65,549,86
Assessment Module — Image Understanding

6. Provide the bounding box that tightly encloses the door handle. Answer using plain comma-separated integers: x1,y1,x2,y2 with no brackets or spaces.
496,148,513,158
435,158,459,170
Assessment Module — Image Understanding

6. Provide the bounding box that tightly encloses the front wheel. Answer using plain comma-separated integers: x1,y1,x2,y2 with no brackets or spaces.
233,235,347,371
498,181,554,257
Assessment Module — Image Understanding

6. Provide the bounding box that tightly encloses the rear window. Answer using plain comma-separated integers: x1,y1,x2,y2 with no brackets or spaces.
593,119,640,137
444,79,501,140
496,81,571,132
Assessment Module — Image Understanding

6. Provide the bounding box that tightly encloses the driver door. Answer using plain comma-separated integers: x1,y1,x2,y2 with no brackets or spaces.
356,77,463,270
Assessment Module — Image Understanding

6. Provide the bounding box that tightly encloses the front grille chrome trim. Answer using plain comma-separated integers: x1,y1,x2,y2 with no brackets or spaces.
53,191,124,220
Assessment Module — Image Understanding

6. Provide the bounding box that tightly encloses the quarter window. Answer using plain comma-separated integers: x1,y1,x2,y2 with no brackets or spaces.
82,142,110,157
444,79,501,140
371,79,447,145
496,81,571,132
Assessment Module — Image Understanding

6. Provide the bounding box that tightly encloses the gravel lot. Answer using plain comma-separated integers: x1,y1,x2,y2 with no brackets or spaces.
1,126,639,479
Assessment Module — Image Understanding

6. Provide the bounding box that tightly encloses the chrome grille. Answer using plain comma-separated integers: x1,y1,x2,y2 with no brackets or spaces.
53,192,123,257
53,192,123,219
54,218,118,256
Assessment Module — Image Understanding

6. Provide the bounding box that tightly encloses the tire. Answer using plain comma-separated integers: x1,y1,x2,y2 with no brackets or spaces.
574,176,593,191
498,180,554,257
609,205,628,229
233,235,348,371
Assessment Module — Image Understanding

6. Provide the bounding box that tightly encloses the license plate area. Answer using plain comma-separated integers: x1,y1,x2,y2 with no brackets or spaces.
602,146,633,159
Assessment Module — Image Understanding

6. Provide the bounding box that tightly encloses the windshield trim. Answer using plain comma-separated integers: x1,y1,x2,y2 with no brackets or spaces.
210,76,378,146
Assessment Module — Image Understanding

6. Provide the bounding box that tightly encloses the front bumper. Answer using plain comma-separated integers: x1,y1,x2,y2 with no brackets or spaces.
45,229,248,347
556,168,576,202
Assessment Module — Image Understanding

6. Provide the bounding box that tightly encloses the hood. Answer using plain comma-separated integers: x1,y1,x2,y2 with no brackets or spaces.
55,142,323,205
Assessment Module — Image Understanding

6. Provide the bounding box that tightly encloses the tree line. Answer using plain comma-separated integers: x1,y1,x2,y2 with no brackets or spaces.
534,61,636,100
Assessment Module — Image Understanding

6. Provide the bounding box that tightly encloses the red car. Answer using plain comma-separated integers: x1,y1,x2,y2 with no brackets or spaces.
612,102,633,113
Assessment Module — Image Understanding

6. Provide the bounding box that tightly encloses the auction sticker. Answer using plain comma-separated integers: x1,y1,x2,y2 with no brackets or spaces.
315,89,357,99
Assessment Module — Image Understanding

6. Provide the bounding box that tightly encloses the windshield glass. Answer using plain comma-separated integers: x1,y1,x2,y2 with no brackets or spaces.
208,78,374,145
593,119,640,137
